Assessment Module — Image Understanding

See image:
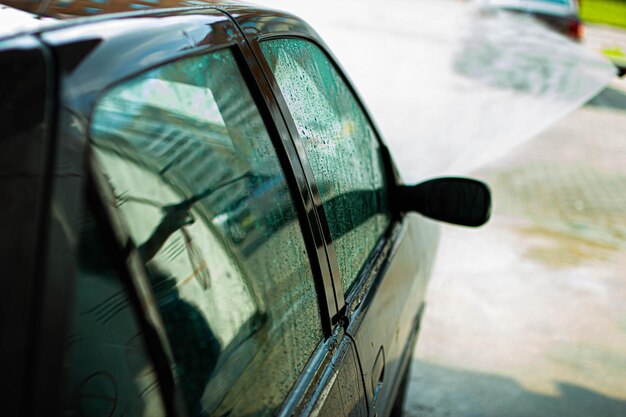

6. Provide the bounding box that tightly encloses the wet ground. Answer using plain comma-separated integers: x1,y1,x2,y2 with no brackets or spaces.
409,78,626,417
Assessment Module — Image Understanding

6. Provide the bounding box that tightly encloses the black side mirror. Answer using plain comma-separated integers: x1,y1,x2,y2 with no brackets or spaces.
395,177,491,227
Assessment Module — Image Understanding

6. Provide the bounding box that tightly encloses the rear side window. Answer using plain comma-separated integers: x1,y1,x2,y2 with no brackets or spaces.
260,39,390,293
88,48,323,416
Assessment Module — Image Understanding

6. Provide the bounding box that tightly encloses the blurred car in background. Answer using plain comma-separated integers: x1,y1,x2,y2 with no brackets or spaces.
480,0,584,41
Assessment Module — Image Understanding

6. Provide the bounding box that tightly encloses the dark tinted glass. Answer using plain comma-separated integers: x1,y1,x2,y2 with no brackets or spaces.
261,39,390,293
90,48,323,416
64,204,167,417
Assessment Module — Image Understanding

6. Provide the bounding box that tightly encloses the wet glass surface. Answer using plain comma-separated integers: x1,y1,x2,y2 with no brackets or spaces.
261,39,390,293
90,48,322,416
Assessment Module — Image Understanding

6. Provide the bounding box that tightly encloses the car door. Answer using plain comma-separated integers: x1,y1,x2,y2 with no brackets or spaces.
42,6,367,417
225,7,441,417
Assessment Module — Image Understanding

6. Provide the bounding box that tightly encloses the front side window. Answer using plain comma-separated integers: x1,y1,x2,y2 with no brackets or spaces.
260,39,390,294
87,48,323,416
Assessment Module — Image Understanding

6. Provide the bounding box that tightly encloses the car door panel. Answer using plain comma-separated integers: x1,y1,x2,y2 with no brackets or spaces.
347,215,439,416
230,10,441,417
227,9,376,417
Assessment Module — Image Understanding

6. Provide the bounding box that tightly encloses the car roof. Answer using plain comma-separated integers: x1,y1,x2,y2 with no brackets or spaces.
0,0,266,40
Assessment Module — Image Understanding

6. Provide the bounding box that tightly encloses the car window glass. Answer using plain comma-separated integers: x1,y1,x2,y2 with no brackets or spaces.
260,39,390,294
90,48,323,416
65,204,167,417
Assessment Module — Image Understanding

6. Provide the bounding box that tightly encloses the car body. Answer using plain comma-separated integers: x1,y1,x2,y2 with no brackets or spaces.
480,0,584,41
0,2,490,417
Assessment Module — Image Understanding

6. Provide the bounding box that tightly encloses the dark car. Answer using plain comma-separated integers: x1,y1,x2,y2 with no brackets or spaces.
480,0,584,41
0,2,491,416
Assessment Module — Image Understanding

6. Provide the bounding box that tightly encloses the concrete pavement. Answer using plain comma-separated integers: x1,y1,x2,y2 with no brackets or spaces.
408,79,626,416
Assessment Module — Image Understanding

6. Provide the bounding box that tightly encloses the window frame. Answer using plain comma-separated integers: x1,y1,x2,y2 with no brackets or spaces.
241,30,411,417
86,44,329,415
247,31,401,318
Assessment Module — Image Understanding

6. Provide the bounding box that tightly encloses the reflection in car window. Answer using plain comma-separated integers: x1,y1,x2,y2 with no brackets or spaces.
65,204,167,417
261,39,390,294
90,49,323,416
